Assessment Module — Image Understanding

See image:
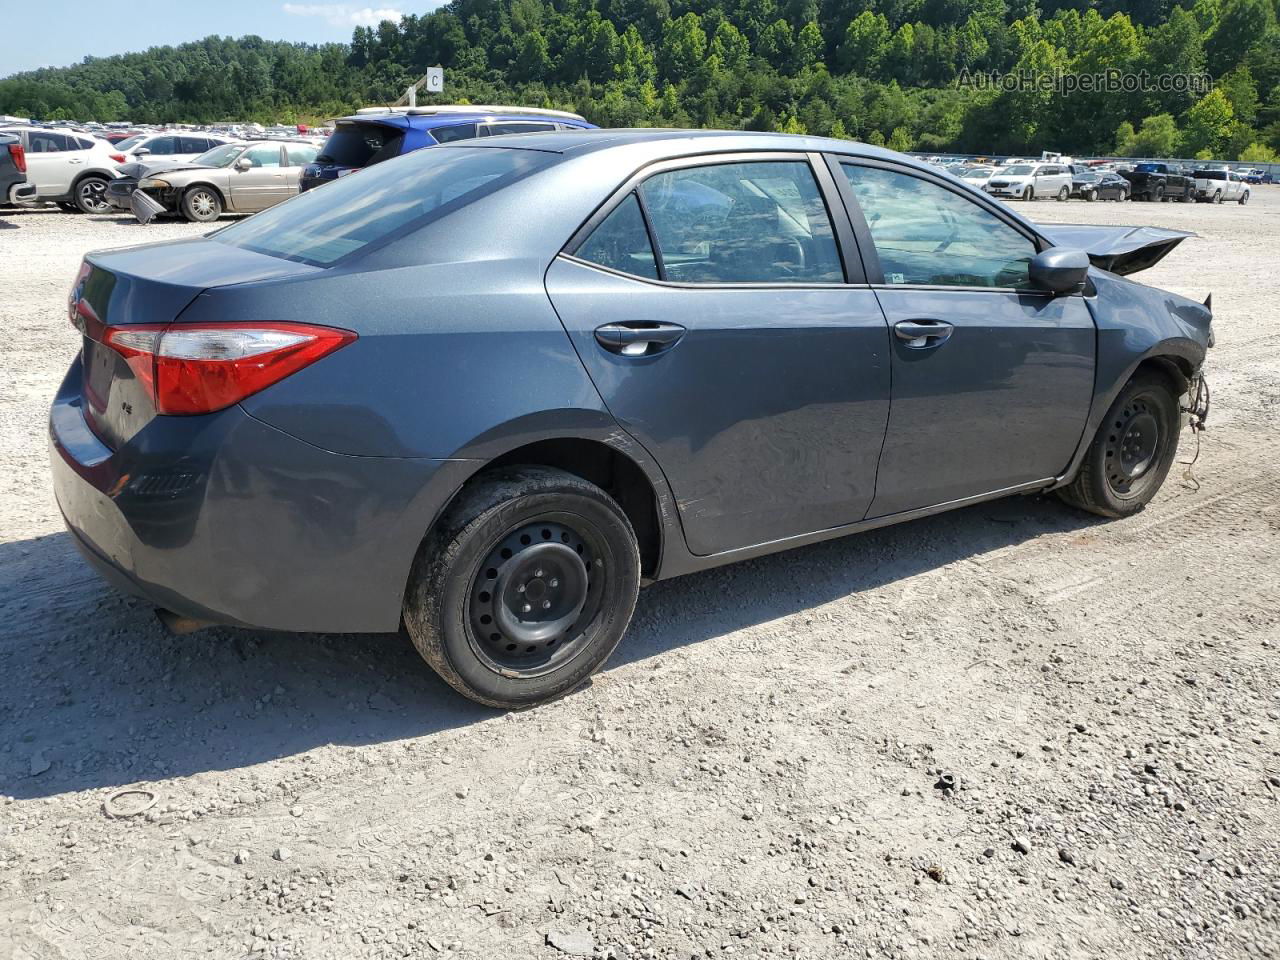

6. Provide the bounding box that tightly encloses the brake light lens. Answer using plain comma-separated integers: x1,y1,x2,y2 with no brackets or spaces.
109,152,126,164
8,143,25,173
104,322,356,415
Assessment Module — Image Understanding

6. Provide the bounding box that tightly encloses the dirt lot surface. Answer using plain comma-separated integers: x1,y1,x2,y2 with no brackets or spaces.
1,195,1278,960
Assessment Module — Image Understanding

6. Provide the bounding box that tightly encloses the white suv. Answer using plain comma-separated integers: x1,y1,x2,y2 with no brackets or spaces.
114,132,232,165
0,127,123,213
983,162,1074,201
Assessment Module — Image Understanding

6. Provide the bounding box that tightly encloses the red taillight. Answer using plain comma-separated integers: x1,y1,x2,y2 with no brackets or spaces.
103,322,356,415
8,143,25,174
109,152,126,164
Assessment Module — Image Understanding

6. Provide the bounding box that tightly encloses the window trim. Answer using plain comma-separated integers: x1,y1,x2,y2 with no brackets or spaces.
562,150,864,289
479,120,561,137
825,154,1053,295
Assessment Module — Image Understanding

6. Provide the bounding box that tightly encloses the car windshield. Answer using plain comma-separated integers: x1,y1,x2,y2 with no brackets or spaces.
114,135,144,150
213,145,553,266
193,144,244,167
1135,163,1164,172
962,168,993,178
1075,172,1097,180
1002,165,1033,175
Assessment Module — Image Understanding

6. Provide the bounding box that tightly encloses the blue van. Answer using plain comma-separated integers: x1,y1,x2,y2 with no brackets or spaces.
300,106,596,191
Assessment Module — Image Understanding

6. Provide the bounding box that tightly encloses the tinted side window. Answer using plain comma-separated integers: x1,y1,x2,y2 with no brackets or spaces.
431,123,478,144
639,160,843,284
575,193,658,279
28,132,68,152
180,137,208,153
147,137,177,155
840,164,1036,289
482,122,557,136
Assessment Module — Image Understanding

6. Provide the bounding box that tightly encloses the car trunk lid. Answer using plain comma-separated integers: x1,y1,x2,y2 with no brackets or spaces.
71,237,320,449
1037,224,1194,276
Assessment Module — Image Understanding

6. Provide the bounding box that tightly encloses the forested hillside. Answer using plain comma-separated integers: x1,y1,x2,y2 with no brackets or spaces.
2,0,1278,159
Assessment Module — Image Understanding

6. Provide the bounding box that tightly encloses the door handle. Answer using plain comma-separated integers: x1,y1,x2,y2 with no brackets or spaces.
894,320,953,349
595,322,686,356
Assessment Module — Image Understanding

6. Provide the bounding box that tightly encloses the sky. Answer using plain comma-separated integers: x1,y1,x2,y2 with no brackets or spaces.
1,0,428,75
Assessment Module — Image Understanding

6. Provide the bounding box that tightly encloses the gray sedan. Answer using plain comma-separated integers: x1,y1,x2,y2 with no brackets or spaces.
51,130,1211,708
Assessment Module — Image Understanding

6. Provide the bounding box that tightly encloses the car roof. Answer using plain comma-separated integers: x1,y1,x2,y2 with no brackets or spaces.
337,110,592,129
439,127,930,166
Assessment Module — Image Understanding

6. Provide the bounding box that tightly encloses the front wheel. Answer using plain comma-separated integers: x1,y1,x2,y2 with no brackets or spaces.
180,186,222,223
1155,186,1166,202
1086,188,1098,202
403,467,641,709
1057,372,1181,519
1213,190,1223,204
1022,186,1034,201
1239,191,1250,205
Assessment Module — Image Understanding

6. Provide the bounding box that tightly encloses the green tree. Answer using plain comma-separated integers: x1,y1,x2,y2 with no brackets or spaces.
1238,141,1278,160
838,12,892,76
1181,86,1235,153
659,12,708,78
796,21,826,69
1205,0,1274,70
1126,113,1182,155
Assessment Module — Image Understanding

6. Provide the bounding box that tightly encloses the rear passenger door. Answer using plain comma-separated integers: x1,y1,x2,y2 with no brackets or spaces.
546,152,892,556
831,158,1095,517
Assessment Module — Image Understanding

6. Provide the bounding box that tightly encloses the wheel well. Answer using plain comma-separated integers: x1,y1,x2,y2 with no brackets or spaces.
472,439,663,577
183,182,225,205
71,171,110,191
1134,355,1192,395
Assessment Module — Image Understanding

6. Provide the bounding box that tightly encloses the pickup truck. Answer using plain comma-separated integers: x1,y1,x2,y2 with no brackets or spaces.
1121,162,1196,202
1192,168,1250,204
0,132,37,208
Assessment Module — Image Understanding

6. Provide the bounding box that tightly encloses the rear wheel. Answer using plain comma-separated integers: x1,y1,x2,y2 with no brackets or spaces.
1056,185,1070,201
1057,372,1181,519
180,186,222,223
73,176,111,214
403,466,641,709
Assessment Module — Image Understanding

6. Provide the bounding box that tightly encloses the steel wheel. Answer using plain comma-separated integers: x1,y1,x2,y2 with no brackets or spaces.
467,518,606,679
75,177,110,214
1104,394,1165,500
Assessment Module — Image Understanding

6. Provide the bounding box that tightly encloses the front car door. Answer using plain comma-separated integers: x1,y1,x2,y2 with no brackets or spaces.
831,158,1096,517
227,144,288,211
546,153,892,556
19,130,74,196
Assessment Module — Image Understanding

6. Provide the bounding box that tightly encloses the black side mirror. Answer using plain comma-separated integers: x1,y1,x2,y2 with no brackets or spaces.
1030,247,1090,295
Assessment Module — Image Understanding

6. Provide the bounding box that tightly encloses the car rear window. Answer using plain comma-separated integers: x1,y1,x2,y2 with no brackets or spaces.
317,122,404,168
212,146,553,266
1195,170,1227,180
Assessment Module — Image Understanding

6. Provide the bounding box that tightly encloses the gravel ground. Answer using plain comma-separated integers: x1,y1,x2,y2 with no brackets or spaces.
1,196,1278,960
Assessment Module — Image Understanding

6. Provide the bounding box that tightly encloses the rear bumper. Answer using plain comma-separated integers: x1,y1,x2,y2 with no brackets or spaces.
50,357,476,632
7,182,36,204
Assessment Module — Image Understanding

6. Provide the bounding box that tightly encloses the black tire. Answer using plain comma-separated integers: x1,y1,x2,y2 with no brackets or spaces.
403,466,641,709
1117,188,1128,202
1057,371,1181,519
1023,186,1034,201
1056,185,1070,201
180,186,222,223
1086,188,1098,202
1155,185,1166,202
1239,191,1249,205
73,176,111,214
1213,190,1223,204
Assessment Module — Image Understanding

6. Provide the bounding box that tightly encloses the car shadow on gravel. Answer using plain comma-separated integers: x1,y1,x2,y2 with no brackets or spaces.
2,495,1100,799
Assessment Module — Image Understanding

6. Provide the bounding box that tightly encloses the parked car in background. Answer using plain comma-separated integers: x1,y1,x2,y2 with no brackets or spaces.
1242,168,1264,184
0,131,37,207
957,165,997,186
1121,162,1195,202
102,131,143,144
113,131,232,165
983,162,1073,200
0,126,121,212
51,130,1211,709
299,105,595,191
1192,168,1249,204
126,139,320,222
1072,169,1130,201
